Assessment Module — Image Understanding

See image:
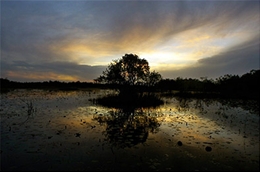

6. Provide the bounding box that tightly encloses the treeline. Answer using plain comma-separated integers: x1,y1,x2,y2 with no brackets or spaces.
156,69,259,99
0,79,112,92
1,69,259,100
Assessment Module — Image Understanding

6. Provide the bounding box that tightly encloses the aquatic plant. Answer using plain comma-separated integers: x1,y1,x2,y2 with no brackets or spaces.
20,100,37,125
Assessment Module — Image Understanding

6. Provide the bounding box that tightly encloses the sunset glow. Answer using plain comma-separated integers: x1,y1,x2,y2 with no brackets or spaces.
1,0,259,82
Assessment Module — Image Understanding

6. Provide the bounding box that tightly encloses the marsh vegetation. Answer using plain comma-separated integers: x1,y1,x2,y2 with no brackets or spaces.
0,89,259,171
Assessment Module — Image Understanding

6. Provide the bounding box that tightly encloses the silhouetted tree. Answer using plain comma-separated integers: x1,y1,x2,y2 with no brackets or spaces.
94,53,162,96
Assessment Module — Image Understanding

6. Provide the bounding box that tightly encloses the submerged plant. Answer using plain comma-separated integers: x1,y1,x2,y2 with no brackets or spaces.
20,100,37,125
26,101,37,117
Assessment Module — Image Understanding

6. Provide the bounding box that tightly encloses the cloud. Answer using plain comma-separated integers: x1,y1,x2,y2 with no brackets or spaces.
1,1,259,82
160,36,260,79
1,61,106,82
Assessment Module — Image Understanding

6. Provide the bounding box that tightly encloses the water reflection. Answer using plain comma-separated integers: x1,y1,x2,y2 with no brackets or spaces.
1,89,259,171
175,97,193,112
173,96,259,116
93,108,160,148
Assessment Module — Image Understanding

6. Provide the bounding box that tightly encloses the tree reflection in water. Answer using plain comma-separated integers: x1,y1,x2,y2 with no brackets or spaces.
93,108,160,148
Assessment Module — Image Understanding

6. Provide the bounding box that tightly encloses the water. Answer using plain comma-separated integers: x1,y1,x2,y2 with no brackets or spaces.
0,89,259,171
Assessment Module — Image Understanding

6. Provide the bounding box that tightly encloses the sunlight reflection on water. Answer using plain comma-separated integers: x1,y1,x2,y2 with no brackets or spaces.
0,89,259,171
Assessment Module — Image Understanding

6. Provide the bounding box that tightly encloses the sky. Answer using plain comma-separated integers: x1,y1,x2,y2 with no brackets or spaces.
1,0,259,82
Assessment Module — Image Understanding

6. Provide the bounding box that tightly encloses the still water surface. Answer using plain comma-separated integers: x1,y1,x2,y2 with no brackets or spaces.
1,89,259,171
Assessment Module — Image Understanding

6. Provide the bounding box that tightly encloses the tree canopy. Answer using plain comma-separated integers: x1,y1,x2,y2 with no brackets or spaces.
94,54,162,88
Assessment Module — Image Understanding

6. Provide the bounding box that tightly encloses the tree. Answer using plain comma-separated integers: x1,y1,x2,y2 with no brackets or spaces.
94,53,162,95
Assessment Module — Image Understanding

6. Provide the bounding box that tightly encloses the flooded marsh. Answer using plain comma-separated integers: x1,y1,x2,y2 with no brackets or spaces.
0,89,259,171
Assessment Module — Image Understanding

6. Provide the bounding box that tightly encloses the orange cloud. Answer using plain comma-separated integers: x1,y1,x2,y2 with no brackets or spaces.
6,71,81,82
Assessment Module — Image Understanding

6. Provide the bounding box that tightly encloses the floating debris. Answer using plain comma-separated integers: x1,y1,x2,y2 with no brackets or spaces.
205,146,212,152
75,133,81,137
177,141,183,146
